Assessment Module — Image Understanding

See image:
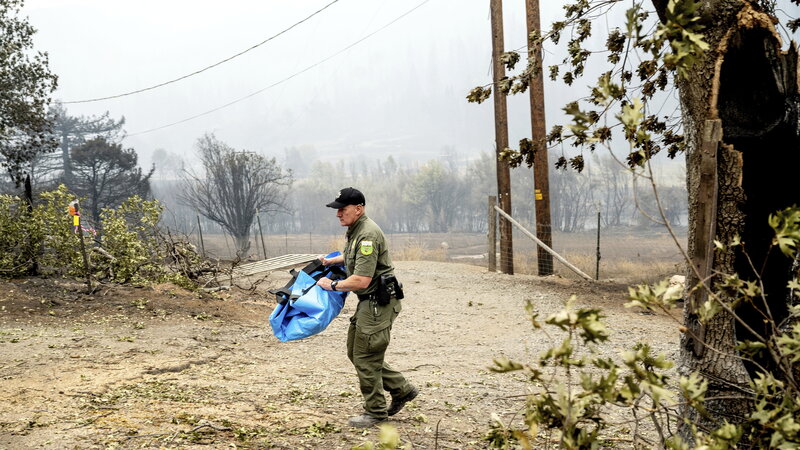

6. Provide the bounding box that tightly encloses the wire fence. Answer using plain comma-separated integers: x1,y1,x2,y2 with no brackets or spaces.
185,220,687,284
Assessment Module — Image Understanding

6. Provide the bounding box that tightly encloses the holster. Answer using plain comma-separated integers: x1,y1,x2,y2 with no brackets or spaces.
376,274,404,306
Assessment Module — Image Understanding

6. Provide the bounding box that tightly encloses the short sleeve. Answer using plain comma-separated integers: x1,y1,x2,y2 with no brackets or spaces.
352,232,380,277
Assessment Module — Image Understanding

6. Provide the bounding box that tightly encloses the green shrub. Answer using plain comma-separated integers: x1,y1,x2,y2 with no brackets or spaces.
0,186,207,288
0,194,34,277
486,207,800,449
98,195,164,283
34,185,84,277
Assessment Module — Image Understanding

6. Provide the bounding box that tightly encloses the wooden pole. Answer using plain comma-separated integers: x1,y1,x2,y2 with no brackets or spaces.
488,195,497,272
196,214,206,257
490,0,514,275
76,215,92,293
525,0,553,276
257,212,267,259
595,211,601,280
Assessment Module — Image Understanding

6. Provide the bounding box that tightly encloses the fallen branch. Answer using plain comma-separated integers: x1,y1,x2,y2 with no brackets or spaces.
65,411,113,430
143,355,221,375
189,423,232,433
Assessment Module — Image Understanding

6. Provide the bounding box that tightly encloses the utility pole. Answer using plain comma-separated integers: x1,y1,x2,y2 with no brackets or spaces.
490,0,514,275
526,0,553,276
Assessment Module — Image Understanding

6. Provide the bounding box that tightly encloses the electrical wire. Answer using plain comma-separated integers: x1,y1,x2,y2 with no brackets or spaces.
128,0,433,137
267,0,387,143
63,0,342,104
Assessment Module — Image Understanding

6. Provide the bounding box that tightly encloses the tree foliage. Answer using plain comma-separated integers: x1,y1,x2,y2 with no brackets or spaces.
0,0,58,185
403,161,467,233
468,0,708,171
70,137,153,225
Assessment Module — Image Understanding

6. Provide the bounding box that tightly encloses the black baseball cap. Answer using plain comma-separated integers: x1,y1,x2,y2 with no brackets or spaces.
326,187,366,208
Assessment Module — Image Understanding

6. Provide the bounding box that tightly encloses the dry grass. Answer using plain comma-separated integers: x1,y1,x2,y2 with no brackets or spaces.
393,241,449,262
547,252,683,284
191,230,686,284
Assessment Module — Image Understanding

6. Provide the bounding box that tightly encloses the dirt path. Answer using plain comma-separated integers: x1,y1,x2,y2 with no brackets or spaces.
0,261,680,449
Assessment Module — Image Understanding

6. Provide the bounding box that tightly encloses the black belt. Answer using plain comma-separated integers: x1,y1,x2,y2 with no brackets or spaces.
357,293,378,301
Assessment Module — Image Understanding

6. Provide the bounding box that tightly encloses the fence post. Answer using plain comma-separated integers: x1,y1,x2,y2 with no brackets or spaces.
256,212,267,259
196,214,206,258
595,211,601,280
77,216,92,293
488,195,497,272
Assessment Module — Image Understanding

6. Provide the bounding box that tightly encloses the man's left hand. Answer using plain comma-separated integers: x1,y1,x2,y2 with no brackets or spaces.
316,277,334,290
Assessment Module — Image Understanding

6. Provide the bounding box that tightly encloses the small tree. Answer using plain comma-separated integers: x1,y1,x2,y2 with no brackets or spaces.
180,134,292,257
70,137,153,225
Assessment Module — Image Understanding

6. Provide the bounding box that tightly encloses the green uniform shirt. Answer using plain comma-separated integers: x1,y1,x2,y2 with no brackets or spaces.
344,215,394,296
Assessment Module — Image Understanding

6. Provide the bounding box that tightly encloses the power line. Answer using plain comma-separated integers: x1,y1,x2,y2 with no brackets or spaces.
63,0,342,104
129,0,433,137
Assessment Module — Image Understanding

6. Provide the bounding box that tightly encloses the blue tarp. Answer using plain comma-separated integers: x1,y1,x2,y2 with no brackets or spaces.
268,252,348,342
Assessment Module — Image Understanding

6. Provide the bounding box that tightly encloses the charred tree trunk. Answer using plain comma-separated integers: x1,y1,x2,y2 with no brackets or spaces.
660,0,800,440
234,233,251,259
24,174,38,276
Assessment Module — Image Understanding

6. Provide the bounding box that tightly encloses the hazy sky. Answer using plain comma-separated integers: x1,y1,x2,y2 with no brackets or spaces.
25,0,590,171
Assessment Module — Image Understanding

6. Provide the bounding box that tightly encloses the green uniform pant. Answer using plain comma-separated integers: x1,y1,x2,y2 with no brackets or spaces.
347,296,412,418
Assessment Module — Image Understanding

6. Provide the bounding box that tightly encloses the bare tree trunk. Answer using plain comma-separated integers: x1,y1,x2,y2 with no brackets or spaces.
234,233,251,259
667,0,800,440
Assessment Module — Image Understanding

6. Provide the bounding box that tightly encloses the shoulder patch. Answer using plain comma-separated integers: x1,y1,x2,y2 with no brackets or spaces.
360,240,374,256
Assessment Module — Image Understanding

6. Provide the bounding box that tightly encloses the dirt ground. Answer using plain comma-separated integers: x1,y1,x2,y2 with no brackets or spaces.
0,261,681,449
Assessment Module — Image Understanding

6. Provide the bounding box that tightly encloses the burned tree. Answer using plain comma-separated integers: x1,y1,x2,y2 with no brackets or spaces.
180,134,292,257
672,1,800,439
469,0,800,443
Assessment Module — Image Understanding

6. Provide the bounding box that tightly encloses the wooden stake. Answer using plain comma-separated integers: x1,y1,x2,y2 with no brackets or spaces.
488,195,497,272
196,214,206,257
595,211,601,280
257,212,267,260
76,216,92,293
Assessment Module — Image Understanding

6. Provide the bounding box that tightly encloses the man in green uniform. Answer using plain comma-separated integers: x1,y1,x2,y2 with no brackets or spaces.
317,187,418,428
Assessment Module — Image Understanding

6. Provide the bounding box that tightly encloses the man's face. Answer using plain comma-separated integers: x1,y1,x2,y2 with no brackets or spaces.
336,204,361,227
